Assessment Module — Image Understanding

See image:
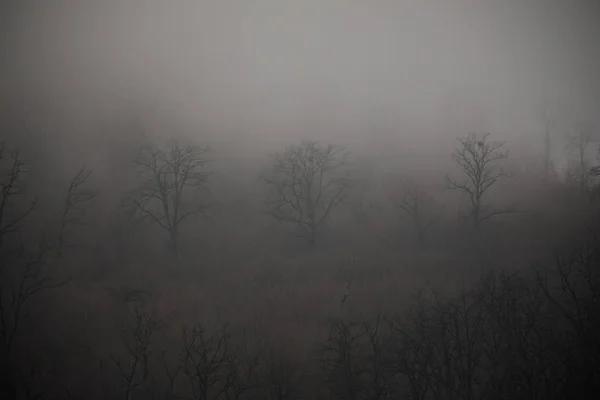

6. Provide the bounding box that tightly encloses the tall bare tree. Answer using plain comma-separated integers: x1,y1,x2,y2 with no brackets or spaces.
102,305,165,400
446,133,513,228
263,141,350,245
130,139,211,257
57,165,97,257
0,143,70,399
564,121,594,194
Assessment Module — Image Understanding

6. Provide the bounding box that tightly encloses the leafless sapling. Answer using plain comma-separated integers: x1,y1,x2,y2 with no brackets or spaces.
446,133,514,228
0,144,70,398
389,307,434,400
263,350,299,400
180,322,229,400
0,240,71,400
320,319,365,400
361,315,391,400
107,305,165,400
535,235,600,395
130,139,211,257
476,270,557,399
263,141,350,245
221,346,262,400
160,349,182,400
444,288,486,400
57,165,97,256
0,144,36,248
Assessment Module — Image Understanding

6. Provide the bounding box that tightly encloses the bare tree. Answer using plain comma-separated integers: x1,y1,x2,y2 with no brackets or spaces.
160,349,182,400
535,234,600,398
57,165,97,256
130,139,211,257
180,322,229,400
589,147,600,197
320,316,392,400
320,319,364,400
262,141,350,245
393,177,442,243
221,347,262,400
388,296,435,400
446,133,514,228
263,351,299,400
564,122,594,194
106,305,164,400
0,240,71,399
0,144,35,248
361,315,391,400
0,143,70,399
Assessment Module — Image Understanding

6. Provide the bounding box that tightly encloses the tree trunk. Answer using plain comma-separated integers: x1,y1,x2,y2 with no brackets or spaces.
472,203,481,229
308,224,317,246
169,228,178,259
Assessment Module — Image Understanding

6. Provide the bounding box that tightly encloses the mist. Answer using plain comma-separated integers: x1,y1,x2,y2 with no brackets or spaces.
3,0,599,147
1,1,600,399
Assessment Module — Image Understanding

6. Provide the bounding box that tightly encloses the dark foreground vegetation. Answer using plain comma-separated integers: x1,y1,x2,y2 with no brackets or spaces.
1,130,599,400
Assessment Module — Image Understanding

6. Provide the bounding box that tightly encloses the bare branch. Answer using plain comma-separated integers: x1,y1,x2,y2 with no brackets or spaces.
262,141,351,245
180,322,229,399
109,305,164,400
57,165,97,256
446,133,513,227
0,147,36,244
1,239,71,361
564,121,594,194
130,139,212,257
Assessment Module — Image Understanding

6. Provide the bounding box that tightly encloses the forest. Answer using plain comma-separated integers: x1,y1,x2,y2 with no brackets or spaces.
1,1,600,399
1,124,599,399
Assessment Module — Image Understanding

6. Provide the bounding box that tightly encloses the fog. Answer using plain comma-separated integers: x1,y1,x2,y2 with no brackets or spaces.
3,1,599,148
1,1,600,399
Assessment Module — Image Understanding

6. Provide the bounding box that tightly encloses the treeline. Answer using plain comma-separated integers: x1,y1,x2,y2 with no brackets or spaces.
320,233,600,399
1,131,599,399
99,232,599,400
4,230,596,399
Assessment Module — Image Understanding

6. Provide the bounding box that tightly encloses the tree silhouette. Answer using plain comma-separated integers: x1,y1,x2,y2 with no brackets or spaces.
564,121,594,194
0,143,70,399
57,165,97,257
446,133,514,228
263,141,350,245
130,139,211,257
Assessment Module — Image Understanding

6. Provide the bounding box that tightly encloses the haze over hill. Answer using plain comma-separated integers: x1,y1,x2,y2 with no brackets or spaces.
2,1,599,154
1,1,600,399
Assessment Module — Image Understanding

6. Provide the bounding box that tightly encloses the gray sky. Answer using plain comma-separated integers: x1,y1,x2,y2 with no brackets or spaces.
1,0,599,157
